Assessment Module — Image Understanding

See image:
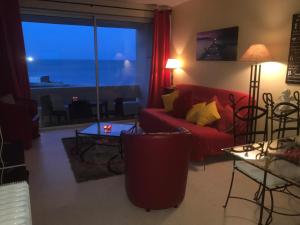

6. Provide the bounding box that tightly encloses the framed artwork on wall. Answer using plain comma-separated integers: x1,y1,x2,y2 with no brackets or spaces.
286,13,300,84
196,26,239,61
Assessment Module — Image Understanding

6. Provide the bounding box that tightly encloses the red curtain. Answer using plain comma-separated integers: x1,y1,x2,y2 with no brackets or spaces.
147,10,171,108
0,0,31,99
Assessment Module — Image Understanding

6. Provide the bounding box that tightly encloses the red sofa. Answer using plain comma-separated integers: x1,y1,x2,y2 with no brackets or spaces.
0,98,39,149
139,84,249,161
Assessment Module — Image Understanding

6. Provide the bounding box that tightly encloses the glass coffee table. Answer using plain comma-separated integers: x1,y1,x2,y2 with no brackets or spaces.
75,121,136,173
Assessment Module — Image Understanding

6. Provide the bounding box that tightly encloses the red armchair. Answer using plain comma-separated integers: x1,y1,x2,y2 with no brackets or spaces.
121,128,192,210
0,97,39,149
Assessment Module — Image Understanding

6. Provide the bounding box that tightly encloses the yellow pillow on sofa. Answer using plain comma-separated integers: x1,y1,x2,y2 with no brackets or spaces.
185,102,206,123
196,101,221,126
161,91,179,112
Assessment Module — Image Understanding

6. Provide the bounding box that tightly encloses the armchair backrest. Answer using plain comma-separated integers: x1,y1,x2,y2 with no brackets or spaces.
121,128,192,209
40,95,53,115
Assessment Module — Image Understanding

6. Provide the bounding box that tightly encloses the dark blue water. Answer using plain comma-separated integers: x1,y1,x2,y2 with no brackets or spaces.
27,60,136,87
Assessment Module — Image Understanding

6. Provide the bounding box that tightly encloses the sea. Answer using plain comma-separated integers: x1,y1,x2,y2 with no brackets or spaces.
27,59,137,87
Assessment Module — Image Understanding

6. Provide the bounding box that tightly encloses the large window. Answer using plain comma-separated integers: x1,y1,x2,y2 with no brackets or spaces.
22,22,137,87
98,27,136,86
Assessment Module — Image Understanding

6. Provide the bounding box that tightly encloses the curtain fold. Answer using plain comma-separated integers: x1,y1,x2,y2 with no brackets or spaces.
147,10,171,108
0,0,31,99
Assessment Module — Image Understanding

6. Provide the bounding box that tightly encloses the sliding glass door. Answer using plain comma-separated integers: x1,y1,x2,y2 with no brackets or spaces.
97,27,136,86
22,15,152,127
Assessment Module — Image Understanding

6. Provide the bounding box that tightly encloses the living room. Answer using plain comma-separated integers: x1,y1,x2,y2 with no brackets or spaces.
0,0,299,225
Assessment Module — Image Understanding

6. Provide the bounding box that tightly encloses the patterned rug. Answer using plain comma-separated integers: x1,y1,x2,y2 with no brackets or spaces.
62,137,124,183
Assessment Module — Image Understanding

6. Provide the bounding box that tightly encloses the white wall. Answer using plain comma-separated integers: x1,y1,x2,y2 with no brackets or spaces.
171,0,300,102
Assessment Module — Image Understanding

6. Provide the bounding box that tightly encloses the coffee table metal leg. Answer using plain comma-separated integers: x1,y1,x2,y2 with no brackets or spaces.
74,130,79,155
79,143,96,162
107,143,123,174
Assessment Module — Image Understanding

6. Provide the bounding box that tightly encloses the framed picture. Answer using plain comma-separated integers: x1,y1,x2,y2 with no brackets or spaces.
286,13,300,84
196,26,239,61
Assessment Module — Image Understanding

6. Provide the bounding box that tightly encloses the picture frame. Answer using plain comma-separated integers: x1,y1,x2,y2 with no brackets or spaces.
196,26,239,61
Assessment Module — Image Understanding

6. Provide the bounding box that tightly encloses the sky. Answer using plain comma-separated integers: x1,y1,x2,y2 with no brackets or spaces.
22,22,136,60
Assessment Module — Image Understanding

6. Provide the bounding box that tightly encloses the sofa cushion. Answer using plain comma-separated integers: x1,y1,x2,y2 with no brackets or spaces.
172,91,193,118
209,95,224,113
196,101,221,126
161,91,179,112
216,104,233,132
186,102,206,123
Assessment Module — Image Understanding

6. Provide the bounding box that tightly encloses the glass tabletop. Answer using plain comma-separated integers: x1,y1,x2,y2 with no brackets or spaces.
222,136,300,188
78,122,135,137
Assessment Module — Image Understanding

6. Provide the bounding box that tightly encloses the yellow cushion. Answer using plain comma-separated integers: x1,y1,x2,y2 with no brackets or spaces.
196,101,221,126
161,91,179,112
185,102,206,123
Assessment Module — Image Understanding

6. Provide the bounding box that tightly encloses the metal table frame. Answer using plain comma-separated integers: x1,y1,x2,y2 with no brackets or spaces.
75,122,135,174
222,138,300,225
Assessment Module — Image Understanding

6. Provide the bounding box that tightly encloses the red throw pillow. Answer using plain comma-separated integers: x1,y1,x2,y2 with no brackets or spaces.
172,91,193,118
209,96,224,113
216,104,233,132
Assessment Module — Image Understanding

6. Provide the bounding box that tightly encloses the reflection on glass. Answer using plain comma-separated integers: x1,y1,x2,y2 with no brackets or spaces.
97,27,136,86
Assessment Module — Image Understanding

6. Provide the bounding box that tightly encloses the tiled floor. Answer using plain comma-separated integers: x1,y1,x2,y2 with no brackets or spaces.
26,127,300,225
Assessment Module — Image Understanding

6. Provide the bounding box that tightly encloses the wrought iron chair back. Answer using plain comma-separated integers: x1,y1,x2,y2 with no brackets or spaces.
229,94,269,145
263,91,300,140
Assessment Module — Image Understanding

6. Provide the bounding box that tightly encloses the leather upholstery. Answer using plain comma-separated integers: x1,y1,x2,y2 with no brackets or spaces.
122,128,192,210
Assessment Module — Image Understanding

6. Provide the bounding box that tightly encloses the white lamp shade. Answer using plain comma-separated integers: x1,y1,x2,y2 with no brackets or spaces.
166,59,180,69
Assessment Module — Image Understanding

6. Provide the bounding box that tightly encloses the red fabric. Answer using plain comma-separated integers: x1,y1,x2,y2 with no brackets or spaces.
0,1,39,149
209,95,224,112
122,129,191,210
0,99,39,149
216,104,233,132
0,0,31,99
172,91,193,118
147,10,171,108
139,84,249,161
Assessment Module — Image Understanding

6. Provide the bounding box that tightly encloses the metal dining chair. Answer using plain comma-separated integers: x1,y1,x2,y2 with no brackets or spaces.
223,94,291,225
264,91,300,140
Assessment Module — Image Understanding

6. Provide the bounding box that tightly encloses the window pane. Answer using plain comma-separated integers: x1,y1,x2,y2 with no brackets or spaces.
22,22,95,87
97,27,136,86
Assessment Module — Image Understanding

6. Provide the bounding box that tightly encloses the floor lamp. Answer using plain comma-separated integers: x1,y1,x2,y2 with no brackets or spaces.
240,44,273,143
166,58,180,87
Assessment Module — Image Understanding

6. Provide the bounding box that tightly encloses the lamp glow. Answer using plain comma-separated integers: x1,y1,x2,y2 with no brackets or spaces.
165,59,180,69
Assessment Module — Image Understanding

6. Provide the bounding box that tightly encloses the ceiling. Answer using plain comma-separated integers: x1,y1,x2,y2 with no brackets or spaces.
115,0,190,7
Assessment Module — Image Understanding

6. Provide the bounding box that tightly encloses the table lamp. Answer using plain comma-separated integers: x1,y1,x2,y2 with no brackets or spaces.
166,58,180,86
240,44,273,107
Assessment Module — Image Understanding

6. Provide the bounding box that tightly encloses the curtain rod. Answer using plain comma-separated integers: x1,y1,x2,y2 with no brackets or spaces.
39,0,156,12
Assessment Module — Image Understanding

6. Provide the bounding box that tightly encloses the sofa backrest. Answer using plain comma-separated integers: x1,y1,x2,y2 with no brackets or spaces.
176,84,249,108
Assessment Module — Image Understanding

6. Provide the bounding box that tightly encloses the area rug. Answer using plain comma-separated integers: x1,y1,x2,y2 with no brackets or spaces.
62,137,124,183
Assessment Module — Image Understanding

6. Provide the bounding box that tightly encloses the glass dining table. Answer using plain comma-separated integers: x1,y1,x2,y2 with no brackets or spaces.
222,136,300,225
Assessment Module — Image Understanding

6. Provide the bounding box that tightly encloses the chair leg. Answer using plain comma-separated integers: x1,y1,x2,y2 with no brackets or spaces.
223,167,236,208
265,190,274,225
254,184,262,201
